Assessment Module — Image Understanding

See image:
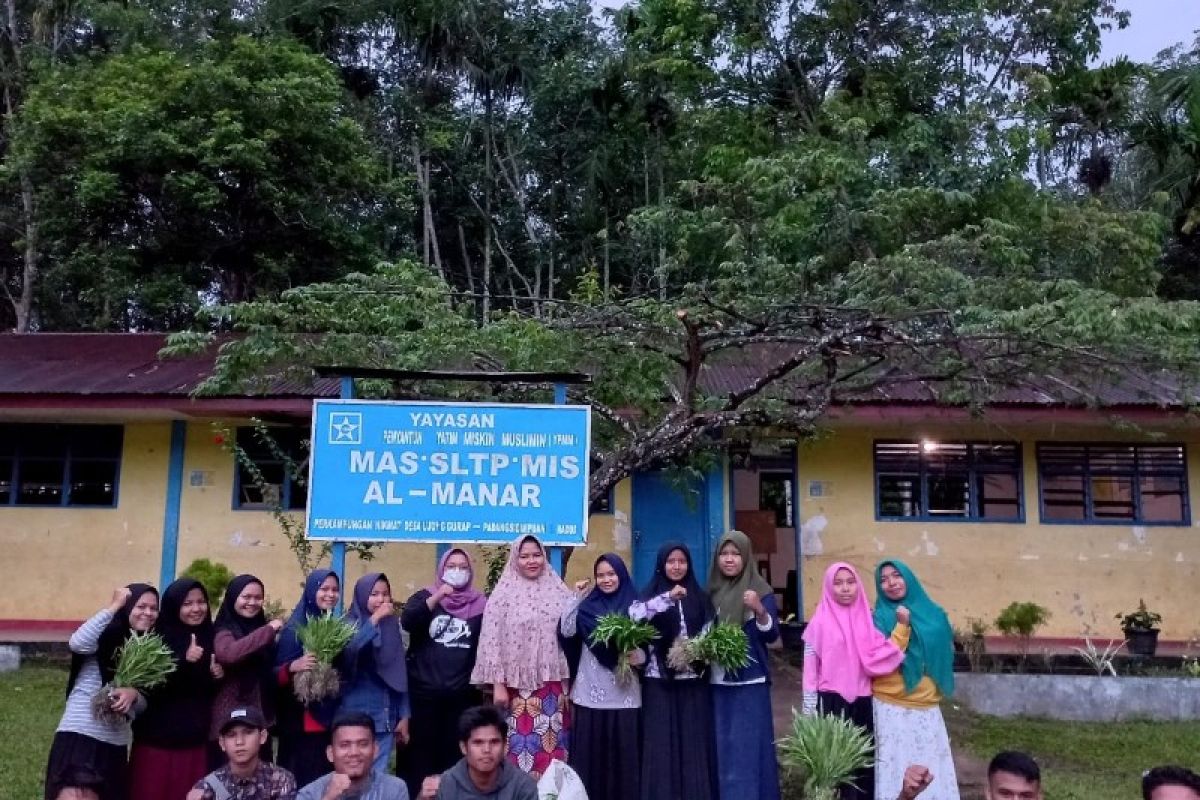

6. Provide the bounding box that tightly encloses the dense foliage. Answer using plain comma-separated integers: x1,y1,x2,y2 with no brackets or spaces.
0,0,1198,497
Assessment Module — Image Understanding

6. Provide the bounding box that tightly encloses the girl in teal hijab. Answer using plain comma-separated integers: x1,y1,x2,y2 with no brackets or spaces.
872,559,955,696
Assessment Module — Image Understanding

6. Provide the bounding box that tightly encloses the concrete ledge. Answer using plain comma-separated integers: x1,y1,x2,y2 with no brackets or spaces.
0,645,19,673
954,672,1200,721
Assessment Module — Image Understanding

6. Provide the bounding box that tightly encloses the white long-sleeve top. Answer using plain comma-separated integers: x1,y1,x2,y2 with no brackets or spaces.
56,608,146,746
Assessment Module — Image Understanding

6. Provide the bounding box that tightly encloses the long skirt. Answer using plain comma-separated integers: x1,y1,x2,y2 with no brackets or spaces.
277,730,332,789
506,681,569,779
127,742,208,800
817,691,874,800
714,683,780,800
640,678,716,800
397,687,481,797
44,731,128,800
569,705,640,800
872,699,960,800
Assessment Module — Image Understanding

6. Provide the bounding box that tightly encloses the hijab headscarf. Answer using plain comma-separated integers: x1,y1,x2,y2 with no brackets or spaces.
640,541,714,677
214,574,268,638
573,554,639,671
470,535,574,690
707,530,774,624
213,574,276,718
345,572,408,693
802,562,904,702
424,548,487,620
276,568,337,667
156,578,216,664
872,559,955,695
67,583,157,696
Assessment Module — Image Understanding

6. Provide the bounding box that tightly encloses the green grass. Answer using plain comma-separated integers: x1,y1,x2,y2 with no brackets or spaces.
0,665,66,797
5,664,1200,800
949,706,1200,800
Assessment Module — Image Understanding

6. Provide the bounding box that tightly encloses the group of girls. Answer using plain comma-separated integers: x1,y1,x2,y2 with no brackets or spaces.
802,559,959,800
475,530,782,800
45,531,955,800
46,552,487,800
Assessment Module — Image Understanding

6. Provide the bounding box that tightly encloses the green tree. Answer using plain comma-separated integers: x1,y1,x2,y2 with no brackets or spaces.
9,37,392,330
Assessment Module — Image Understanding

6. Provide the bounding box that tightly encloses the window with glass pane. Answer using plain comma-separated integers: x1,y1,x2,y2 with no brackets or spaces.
234,427,307,510
0,424,122,507
1037,443,1188,524
874,441,1022,521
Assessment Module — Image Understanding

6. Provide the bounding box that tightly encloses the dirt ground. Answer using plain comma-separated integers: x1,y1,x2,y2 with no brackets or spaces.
769,655,988,798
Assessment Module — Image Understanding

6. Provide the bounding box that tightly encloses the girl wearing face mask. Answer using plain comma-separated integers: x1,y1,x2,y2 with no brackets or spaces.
630,541,716,800
558,553,643,800
45,584,159,800
397,549,485,797
471,535,575,779
209,574,284,768
801,563,904,800
339,572,411,776
707,531,781,800
274,568,352,788
129,578,221,800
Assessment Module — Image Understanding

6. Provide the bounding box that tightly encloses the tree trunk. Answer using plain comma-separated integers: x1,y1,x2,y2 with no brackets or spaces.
14,171,37,332
2,0,36,332
412,142,445,280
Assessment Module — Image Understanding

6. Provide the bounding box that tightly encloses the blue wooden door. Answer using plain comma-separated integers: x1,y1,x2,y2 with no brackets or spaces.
630,467,724,589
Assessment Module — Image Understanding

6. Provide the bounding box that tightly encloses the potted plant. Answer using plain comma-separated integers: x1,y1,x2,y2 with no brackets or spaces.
995,602,1050,672
1117,599,1162,656
778,711,874,800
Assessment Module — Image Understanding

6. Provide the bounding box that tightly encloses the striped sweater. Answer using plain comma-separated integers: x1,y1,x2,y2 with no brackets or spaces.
56,608,146,746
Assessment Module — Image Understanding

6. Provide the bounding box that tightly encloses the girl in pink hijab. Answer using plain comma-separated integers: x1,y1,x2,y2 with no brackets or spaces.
802,562,905,800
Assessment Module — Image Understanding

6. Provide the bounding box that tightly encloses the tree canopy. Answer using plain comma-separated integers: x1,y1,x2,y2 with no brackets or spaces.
2,0,1199,491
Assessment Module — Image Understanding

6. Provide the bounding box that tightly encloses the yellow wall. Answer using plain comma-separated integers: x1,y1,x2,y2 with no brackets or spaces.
795,422,1200,640
0,422,171,620
0,418,634,621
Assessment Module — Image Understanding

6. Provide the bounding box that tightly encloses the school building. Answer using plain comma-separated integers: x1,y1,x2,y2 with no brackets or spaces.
1,333,1197,644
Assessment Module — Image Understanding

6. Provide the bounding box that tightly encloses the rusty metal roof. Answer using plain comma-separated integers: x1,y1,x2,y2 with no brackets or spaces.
0,333,336,398
0,333,1190,409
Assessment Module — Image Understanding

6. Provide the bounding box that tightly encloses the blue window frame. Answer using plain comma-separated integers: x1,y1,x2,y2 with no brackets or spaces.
233,426,307,511
874,440,1023,522
0,423,122,507
1037,443,1189,525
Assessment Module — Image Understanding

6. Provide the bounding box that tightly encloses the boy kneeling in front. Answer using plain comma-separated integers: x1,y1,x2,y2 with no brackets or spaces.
418,706,536,800
188,707,297,800
297,713,409,800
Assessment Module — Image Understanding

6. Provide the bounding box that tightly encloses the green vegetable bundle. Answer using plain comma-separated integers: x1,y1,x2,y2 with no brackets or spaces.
91,632,176,725
293,612,358,704
666,622,751,673
777,710,874,800
588,614,657,683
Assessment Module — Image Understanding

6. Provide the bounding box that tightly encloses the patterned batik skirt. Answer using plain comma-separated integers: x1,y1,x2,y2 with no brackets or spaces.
506,681,570,778
872,698,960,800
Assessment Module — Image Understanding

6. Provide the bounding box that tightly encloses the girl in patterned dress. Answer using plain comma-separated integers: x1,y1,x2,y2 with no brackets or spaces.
471,535,574,779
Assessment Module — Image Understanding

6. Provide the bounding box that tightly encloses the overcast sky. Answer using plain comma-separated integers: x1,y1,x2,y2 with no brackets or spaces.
1100,2,1200,63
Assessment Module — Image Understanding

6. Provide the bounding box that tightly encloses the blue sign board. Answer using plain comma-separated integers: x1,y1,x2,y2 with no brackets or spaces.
306,400,591,545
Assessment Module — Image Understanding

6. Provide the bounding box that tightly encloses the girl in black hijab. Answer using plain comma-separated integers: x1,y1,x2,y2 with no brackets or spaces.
45,584,159,800
208,574,282,767
129,577,221,800
629,541,717,800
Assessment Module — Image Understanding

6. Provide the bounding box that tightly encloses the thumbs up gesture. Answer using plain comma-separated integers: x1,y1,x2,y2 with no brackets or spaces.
185,633,204,663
